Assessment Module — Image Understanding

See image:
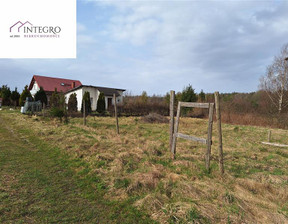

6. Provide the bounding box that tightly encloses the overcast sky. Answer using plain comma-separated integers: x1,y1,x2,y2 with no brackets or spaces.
1,0,288,95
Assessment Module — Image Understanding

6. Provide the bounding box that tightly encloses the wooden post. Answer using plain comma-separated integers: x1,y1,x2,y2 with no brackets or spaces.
113,94,119,134
171,102,181,159
43,103,45,117
268,130,271,142
83,99,86,126
214,92,224,174
169,90,175,151
205,103,214,172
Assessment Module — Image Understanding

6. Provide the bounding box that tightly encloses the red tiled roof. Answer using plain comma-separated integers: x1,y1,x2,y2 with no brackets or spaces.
29,75,82,93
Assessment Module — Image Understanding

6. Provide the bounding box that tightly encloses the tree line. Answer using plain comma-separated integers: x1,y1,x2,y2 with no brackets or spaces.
1,43,288,128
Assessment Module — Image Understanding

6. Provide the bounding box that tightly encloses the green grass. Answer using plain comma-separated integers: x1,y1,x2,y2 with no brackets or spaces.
1,110,288,223
0,113,156,223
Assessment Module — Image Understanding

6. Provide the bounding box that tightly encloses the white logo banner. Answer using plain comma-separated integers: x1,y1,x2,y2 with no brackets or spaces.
0,0,76,58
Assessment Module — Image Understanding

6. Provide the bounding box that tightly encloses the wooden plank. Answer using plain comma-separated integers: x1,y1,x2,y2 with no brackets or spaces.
169,90,175,151
179,102,210,108
113,94,119,134
205,103,214,171
175,132,207,144
42,103,45,117
171,102,181,159
83,99,86,126
261,142,288,147
214,92,224,175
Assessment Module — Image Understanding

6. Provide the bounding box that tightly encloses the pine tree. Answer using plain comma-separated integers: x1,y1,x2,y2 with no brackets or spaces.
10,87,20,107
199,89,206,102
19,85,32,106
181,84,197,116
81,91,92,114
96,92,105,113
181,84,197,102
1,85,11,106
68,93,78,112
34,87,47,106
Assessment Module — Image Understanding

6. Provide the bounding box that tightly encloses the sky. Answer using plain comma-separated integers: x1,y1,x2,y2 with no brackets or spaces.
1,0,288,95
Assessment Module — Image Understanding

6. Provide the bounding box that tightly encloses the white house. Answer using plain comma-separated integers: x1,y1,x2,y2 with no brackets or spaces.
65,85,125,111
28,75,125,110
29,75,82,104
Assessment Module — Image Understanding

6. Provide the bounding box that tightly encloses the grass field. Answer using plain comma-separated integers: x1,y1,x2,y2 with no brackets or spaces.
0,109,287,223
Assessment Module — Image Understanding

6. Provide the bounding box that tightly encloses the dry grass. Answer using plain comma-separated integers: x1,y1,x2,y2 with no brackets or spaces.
141,113,169,124
2,111,288,223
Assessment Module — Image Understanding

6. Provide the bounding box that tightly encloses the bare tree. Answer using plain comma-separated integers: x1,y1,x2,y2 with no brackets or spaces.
259,44,288,113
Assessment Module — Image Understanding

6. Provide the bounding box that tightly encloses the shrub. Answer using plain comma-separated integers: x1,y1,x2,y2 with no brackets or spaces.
49,90,67,123
141,113,169,123
50,108,65,122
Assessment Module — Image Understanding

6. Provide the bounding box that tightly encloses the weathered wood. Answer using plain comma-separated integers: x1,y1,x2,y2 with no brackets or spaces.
113,94,119,134
171,102,181,159
214,92,224,174
205,103,214,172
175,133,207,144
169,90,175,151
42,103,45,117
179,102,210,108
83,100,86,126
261,142,288,147
268,130,271,142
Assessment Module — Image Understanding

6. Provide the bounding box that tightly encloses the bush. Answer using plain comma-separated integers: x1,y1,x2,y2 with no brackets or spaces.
49,90,67,123
50,108,65,121
141,113,169,123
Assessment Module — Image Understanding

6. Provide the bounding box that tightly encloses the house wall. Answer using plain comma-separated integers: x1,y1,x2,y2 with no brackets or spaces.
117,90,124,104
104,91,124,110
82,87,100,111
65,88,83,112
65,87,100,111
65,88,124,112
30,82,40,97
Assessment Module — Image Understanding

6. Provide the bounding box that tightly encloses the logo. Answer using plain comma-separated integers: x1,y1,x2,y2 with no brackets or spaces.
10,21,33,32
9,20,61,38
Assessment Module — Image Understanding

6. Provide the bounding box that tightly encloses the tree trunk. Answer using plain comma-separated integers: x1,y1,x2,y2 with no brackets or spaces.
278,93,282,113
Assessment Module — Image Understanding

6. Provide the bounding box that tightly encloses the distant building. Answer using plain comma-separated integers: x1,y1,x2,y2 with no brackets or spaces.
29,75,82,103
28,75,125,110
65,85,125,111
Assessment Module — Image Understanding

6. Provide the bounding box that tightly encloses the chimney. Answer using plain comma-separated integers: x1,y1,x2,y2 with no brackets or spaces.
72,82,75,88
